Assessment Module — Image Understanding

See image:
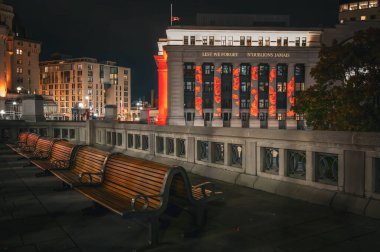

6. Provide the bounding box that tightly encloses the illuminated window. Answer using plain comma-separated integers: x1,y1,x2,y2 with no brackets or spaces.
359,1,369,9
349,2,358,10
340,4,349,12
247,36,252,46
277,37,282,46
190,36,195,45
228,36,233,46
78,64,82,70
283,37,288,46
16,49,23,55
302,37,307,46
221,36,226,46
295,37,300,47
265,37,270,46
240,36,245,46
258,36,263,46
369,0,378,8
184,36,189,45
16,67,23,73
202,36,207,45
209,36,214,45
277,113,283,121
361,15,367,20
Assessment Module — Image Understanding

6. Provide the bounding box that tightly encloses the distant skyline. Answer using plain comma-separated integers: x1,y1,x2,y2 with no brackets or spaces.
7,0,338,101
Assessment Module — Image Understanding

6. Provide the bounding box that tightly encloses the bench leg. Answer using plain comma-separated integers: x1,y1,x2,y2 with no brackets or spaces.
148,217,159,246
195,206,207,227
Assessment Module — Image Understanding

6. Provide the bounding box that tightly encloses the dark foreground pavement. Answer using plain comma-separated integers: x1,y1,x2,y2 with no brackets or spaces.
1,144,380,252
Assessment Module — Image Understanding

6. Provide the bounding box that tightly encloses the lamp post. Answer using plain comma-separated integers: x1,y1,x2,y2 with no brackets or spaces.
16,86,21,94
12,101,17,120
0,109,5,120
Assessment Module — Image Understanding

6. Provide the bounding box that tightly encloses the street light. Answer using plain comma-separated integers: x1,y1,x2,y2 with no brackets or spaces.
16,87,22,93
0,109,5,119
78,102,84,109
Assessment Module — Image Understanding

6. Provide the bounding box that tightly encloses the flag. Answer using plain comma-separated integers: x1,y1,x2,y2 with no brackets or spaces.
171,16,180,22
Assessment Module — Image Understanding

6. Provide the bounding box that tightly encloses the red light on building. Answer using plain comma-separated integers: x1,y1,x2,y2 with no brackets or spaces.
154,51,168,125
287,77,295,117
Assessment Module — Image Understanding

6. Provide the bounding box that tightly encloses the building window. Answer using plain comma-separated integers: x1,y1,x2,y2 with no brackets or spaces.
16,49,23,55
302,37,307,47
277,37,282,47
78,64,82,70
228,36,233,46
221,36,226,46
240,99,249,108
361,15,367,21
202,36,207,45
283,37,288,46
190,36,195,45
265,37,270,46
359,1,369,9
349,2,358,10
184,36,189,45
16,67,23,73
295,64,305,92
247,36,252,46
240,36,245,46
209,36,214,45
203,64,214,75
369,0,378,8
340,4,349,12
295,37,300,47
258,36,263,46
17,59,22,65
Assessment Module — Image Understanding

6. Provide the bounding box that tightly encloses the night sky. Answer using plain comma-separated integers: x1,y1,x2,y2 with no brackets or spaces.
7,0,338,101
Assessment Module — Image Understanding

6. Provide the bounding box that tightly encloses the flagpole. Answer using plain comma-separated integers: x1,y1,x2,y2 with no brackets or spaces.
170,3,173,26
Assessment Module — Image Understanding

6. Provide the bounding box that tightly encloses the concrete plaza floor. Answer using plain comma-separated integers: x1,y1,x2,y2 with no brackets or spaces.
1,144,380,252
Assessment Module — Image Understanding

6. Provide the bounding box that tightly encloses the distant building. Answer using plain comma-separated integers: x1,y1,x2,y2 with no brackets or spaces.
339,0,379,23
0,1,41,96
40,58,131,120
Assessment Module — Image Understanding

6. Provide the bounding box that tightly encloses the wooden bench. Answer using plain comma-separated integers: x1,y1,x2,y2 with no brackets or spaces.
32,140,77,177
19,137,55,160
50,146,110,188
7,131,30,151
74,153,222,246
21,133,40,153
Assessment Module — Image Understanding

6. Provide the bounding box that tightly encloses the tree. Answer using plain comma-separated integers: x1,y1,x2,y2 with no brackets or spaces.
294,28,380,131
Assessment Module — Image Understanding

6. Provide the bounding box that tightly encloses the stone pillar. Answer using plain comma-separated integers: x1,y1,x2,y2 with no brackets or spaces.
268,64,278,129
249,64,260,128
194,62,204,126
167,55,185,126
212,63,223,127
21,95,46,122
230,63,241,127
104,104,117,121
286,63,297,129
154,54,168,125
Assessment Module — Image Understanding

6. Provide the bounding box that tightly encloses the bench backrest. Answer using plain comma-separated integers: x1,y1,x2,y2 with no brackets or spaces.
18,132,29,143
71,146,110,183
25,133,40,149
103,154,176,211
34,137,55,155
50,140,76,161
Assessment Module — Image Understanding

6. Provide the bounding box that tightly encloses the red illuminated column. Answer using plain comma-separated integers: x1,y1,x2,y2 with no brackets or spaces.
154,54,168,125
268,64,278,129
212,63,223,127
286,63,296,129
249,64,259,128
230,63,241,128
194,63,204,126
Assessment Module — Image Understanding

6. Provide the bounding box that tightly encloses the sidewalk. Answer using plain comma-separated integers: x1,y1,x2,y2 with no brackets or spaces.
1,144,380,252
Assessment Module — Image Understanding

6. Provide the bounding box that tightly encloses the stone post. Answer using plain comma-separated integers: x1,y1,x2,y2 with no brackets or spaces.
104,104,117,121
21,95,46,122
167,55,185,126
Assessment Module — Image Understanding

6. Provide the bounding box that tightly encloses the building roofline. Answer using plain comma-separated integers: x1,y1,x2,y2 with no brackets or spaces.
166,25,324,31
13,36,42,44
40,57,130,69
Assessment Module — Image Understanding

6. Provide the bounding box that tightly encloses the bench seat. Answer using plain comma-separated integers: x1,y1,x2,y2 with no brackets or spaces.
50,146,110,187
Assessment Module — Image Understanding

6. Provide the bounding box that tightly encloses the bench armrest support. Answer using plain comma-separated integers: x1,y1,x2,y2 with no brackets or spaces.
31,150,49,160
192,182,216,198
131,193,163,212
50,160,70,170
78,172,103,185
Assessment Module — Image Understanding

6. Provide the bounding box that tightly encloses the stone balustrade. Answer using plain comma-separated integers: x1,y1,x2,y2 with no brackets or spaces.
1,119,380,219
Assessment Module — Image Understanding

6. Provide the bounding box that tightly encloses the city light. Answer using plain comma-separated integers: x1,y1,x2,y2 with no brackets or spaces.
12,101,17,105
16,86,21,93
78,102,84,108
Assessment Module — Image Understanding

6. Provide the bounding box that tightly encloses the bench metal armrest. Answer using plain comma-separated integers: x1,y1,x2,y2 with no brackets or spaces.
23,145,34,152
50,160,70,170
192,182,216,198
16,141,26,148
78,172,103,185
131,193,163,212
31,150,49,160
